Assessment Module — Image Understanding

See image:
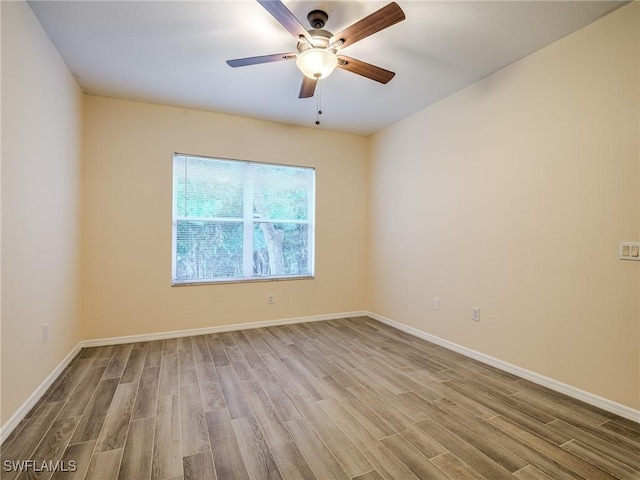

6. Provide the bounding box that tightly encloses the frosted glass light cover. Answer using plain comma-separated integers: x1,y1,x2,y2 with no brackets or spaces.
296,49,338,80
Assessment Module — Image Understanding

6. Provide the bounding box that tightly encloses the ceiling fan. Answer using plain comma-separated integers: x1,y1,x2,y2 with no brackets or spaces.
226,0,406,98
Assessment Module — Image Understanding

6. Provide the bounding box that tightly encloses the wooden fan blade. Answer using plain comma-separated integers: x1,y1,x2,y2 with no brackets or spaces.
337,56,395,84
330,2,405,50
299,76,317,98
257,0,313,43
227,53,296,67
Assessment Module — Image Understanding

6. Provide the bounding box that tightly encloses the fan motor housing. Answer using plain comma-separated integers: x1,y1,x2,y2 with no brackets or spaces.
297,28,332,52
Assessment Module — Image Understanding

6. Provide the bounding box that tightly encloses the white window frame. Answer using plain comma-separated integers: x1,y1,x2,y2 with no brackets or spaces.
172,153,315,285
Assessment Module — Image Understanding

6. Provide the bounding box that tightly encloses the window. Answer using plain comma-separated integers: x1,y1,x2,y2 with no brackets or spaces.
172,154,315,285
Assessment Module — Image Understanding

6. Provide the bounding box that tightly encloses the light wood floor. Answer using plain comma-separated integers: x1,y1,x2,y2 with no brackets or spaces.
2,317,639,480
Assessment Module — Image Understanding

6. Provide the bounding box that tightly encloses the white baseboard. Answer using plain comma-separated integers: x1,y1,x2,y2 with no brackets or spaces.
81,311,368,347
0,343,83,444
367,311,640,423
0,310,366,443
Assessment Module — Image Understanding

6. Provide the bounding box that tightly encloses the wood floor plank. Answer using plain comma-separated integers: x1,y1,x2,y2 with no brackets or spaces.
217,331,236,347
226,344,254,382
84,448,123,480
15,416,77,480
401,391,528,472
261,353,303,396
292,393,373,477
302,348,358,388
513,465,556,480
315,376,396,440
548,419,640,470
232,330,265,369
443,365,520,397
144,340,163,367
205,335,230,367
216,365,252,419
177,336,192,352
431,397,584,480
58,365,107,419
269,443,317,480
412,376,499,420
178,348,198,385
360,355,443,401
95,382,137,452
183,450,217,480
599,419,640,444
352,471,386,480
280,356,328,401
254,329,290,360
280,326,314,351
132,366,161,420
351,376,428,423
511,389,607,427
50,440,96,480
180,382,211,457
191,336,213,364
240,378,294,448
243,329,273,356
381,434,450,480
96,345,117,361
232,415,283,480
600,416,640,435
317,397,419,480
304,329,352,356
562,440,640,480
266,326,294,346
285,344,327,377
120,347,146,384
253,366,302,422
443,379,571,445
516,379,615,423
346,384,423,433
489,415,617,480
205,409,250,480
415,417,515,480
152,394,183,480
102,344,133,380
158,353,179,397
284,417,350,480
46,358,94,403
195,362,226,412
70,379,119,444
430,452,486,480
117,417,154,480
162,338,178,356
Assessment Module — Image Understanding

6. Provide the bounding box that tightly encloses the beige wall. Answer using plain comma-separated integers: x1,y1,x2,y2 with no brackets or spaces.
1,1,84,424
369,3,640,410
82,96,369,339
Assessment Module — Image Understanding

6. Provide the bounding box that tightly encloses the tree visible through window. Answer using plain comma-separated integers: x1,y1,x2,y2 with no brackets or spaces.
172,154,315,284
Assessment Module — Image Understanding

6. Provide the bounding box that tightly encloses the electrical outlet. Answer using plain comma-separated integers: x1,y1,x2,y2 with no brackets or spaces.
471,307,480,322
268,294,275,305
42,324,49,342
433,298,440,311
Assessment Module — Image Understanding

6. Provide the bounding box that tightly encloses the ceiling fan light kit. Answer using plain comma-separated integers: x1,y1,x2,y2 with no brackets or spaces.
227,0,406,99
296,48,338,79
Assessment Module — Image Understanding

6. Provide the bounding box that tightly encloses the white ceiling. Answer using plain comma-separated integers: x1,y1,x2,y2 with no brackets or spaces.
28,0,627,136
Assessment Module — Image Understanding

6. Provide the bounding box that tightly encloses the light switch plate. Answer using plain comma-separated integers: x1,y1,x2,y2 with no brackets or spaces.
619,242,640,261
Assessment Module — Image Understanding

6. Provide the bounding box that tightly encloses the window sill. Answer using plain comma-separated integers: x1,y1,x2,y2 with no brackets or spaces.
171,274,315,287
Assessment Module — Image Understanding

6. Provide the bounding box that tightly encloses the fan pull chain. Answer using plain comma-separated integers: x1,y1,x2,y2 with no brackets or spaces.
315,81,322,125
